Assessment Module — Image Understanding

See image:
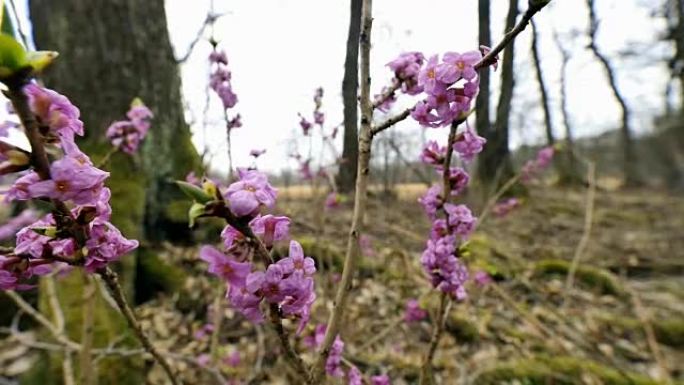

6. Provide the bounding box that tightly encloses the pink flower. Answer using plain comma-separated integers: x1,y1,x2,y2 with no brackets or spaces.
437,51,481,83
224,169,278,217
453,125,486,162
418,55,440,94
444,203,476,239
276,240,316,276
446,167,470,196
492,197,520,217
27,155,109,205
324,192,341,210
420,140,447,166
200,245,252,287
418,185,442,219
24,84,84,137
249,215,290,248
347,366,363,385
404,299,427,323
371,374,392,385
474,270,493,287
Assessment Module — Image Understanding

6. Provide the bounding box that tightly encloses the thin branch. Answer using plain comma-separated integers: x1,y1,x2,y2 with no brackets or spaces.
4,291,81,351
309,0,373,382
97,267,181,385
565,161,596,292
80,273,97,385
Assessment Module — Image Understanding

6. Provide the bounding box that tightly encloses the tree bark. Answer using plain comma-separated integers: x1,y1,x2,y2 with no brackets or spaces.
586,0,639,186
475,0,492,180
553,30,583,185
337,0,363,194
29,0,201,243
478,0,517,190
530,20,554,146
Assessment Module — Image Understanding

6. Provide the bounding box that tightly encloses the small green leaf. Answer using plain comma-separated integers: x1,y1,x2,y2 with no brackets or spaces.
0,33,26,78
176,180,212,203
188,202,207,228
26,50,58,74
31,226,57,238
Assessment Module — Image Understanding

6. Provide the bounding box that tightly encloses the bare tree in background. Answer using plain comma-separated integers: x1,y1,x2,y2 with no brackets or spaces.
530,20,555,146
553,29,583,185
586,0,639,186
475,0,496,187
337,0,363,194
478,0,518,190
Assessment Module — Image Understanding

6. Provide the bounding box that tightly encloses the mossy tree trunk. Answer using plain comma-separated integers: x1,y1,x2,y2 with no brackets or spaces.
26,1,200,382
29,0,201,245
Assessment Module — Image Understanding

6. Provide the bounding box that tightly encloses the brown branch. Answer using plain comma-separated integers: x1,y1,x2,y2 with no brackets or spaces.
371,80,401,110
371,108,410,137
419,293,451,384
97,267,181,385
309,0,373,382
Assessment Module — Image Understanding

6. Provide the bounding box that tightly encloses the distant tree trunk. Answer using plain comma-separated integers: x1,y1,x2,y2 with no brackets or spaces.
478,0,517,190
530,21,554,146
337,0,362,194
674,0,684,110
475,0,492,182
553,30,583,185
586,0,639,186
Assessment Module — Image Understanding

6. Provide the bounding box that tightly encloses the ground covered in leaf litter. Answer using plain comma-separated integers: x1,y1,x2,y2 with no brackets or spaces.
2,184,683,385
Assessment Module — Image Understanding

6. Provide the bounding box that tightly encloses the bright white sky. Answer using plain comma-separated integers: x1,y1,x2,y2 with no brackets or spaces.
10,0,677,175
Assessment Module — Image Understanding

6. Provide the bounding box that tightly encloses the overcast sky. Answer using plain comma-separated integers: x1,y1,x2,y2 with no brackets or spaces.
10,0,676,175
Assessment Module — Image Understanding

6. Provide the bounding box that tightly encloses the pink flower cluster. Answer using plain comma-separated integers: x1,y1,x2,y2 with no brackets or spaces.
209,49,241,130
403,299,428,323
105,100,153,154
375,51,426,112
416,80,488,299
298,87,326,136
305,324,345,378
0,209,38,241
492,197,520,217
200,170,316,331
1,85,139,290
521,146,555,182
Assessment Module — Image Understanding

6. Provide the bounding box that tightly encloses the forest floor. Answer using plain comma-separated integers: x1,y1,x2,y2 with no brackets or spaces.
2,183,683,385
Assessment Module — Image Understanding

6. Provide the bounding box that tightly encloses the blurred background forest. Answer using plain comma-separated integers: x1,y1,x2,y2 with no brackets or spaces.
0,0,683,384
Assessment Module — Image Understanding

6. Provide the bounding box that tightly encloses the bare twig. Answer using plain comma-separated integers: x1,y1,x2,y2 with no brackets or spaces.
629,291,672,384
4,291,81,351
97,267,181,385
309,0,374,382
80,273,97,385
565,161,596,292
419,293,451,384
209,284,224,364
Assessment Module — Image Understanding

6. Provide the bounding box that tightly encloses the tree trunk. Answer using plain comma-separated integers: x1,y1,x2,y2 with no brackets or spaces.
337,0,362,194
553,30,583,185
586,0,639,186
475,0,492,181
530,21,554,146
28,1,200,382
29,0,201,243
478,0,517,190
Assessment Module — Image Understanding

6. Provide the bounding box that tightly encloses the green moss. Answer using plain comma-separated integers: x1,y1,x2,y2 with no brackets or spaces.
596,314,684,348
460,234,521,279
35,273,145,385
445,313,479,343
533,259,624,296
135,247,185,302
474,356,668,385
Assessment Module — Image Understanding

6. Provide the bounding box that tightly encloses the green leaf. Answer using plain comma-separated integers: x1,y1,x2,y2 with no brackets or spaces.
1,3,15,38
176,180,213,203
26,50,58,74
0,33,26,78
188,202,207,228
